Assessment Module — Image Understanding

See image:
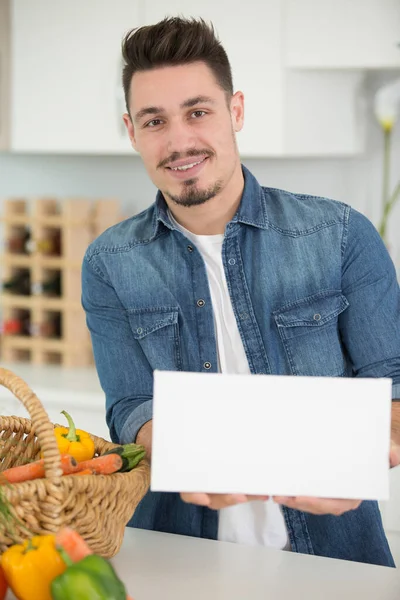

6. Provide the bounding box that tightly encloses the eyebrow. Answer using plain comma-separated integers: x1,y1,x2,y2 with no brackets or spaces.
134,95,215,123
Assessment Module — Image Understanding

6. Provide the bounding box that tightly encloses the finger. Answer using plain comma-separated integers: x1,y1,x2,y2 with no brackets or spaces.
247,495,270,502
208,494,249,510
390,442,400,468
274,496,362,516
180,493,211,506
207,495,269,509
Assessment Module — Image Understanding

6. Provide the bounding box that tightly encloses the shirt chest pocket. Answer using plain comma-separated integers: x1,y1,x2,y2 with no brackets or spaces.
273,291,350,377
127,308,183,371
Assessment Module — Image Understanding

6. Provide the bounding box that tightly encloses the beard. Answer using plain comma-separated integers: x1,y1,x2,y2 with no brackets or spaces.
158,148,222,208
164,178,223,207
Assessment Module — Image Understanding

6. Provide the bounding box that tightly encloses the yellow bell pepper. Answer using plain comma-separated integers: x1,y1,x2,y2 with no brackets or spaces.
1,534,66,600
54,410,95,462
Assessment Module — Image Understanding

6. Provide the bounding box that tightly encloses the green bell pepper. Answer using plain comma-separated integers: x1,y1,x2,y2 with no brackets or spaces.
51,549,127,600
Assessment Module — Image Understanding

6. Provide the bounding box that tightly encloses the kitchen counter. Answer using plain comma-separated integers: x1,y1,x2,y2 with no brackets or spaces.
5,527,399,599
109,528,400,600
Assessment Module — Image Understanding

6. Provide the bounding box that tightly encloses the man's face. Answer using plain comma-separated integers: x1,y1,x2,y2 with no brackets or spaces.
124,62,244,208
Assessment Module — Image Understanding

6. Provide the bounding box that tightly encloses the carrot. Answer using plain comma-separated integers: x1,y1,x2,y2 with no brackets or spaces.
56,527,133,600
75,453,123,475
68,468,94,477
56,527,93,561
0,454,78,484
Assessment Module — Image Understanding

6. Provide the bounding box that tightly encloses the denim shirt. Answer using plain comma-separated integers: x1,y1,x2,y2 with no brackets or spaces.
82,165,400,567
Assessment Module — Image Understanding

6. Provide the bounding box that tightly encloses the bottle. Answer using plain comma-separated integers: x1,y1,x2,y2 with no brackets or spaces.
7,229,31,254
2,314,30,336
2,271,31,295
32,313,62,338
36,230,61,256
32,273,61,297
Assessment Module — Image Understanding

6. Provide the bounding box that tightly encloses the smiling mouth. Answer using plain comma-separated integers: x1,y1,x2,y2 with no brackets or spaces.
166,156,208,172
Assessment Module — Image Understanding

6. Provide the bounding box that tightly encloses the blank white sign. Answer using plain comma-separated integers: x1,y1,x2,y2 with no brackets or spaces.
151,371,392,500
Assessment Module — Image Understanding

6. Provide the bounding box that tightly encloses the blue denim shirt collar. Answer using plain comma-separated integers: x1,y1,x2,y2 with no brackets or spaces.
153,164,269,236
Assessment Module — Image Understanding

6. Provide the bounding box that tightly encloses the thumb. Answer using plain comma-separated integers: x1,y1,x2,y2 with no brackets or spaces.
390,440,400,468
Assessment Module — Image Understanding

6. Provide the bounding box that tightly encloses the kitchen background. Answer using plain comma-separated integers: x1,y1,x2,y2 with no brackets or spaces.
1,0,400,563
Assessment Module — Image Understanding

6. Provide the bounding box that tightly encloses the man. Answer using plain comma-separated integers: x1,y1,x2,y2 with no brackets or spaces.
82,17,400,566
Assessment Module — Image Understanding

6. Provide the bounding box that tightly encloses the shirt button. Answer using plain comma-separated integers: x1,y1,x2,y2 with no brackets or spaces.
203,362,211,369
187,245,194,252
228,258,236,266
197,299,205,307
313,314,321,321
136,327,143,334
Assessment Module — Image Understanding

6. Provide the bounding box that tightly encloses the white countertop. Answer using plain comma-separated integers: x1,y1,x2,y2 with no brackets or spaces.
109,528,400,600
4,527,400,599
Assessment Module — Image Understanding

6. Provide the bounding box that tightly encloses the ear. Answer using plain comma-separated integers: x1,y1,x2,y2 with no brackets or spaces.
123,113,138,151
230,91,244,132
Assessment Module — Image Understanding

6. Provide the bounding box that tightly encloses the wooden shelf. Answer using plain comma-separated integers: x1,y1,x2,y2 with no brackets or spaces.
1,254,82,269
1,196,120,366
40,256,81,269
0,214,31,225
0,254,33,267
0,294,81,311
2,336,92,351
2,215,100,227
2,336,63,350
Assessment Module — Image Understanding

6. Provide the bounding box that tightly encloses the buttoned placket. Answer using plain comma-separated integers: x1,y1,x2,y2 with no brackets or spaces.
184,240,218,373
222,223,272,375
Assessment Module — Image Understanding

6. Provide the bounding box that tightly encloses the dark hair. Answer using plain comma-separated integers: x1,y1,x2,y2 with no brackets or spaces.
121,16,233,114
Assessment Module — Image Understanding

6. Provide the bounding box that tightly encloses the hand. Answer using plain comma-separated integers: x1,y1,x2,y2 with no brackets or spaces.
180,493,269,510
273,496,362,516
136,420,153,462
390,440,400,468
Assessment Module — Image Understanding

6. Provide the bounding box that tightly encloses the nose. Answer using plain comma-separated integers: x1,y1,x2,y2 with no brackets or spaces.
166,117,197,155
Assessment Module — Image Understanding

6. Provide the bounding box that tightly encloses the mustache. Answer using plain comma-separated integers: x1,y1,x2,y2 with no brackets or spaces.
158,149,214,169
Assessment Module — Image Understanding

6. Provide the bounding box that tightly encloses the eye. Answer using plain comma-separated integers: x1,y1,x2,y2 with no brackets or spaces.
191,110,207,118
145,119,163,128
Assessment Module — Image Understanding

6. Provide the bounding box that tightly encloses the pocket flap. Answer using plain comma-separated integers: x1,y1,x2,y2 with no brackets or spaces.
274,291,349,328
128,308,179,339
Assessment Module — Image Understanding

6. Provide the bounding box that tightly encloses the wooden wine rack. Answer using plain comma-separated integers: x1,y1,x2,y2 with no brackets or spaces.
0,197,121,366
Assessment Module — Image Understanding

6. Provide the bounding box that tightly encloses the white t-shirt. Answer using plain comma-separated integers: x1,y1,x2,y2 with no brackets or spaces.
169,210,290,550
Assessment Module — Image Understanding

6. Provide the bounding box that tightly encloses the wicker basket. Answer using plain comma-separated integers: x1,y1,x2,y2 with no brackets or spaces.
0,367,150,557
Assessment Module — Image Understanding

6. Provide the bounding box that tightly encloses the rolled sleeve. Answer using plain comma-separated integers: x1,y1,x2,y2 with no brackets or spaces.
120,399,153,444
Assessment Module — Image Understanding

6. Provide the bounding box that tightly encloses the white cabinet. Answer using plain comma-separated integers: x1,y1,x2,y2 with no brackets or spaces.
143,0,284,157
9,0,393,156
0,0,10,150
11,0,143,154
283,70,366,156
284,0,400,69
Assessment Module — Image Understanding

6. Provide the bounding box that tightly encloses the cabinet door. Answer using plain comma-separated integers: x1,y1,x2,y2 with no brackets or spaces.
143,1,284,157
283,70,366,156
11,0,142,153
0,0,10,150
284,0,400,69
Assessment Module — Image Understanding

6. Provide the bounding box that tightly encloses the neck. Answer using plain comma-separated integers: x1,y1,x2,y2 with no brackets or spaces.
166,163,244,235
